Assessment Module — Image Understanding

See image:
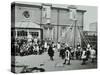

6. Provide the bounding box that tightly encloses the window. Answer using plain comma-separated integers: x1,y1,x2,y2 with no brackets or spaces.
17,30,27,36
42,5,51,19
29,32,39,37
23,11,30,18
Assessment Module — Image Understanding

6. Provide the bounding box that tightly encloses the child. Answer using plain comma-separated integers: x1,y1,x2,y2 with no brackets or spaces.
63,47,71,65
90,47,96,63
81,48,87,65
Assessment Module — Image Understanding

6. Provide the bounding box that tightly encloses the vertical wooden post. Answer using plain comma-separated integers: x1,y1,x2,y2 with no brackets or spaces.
40,7,43,40
57,9,59,43
73,20,77,48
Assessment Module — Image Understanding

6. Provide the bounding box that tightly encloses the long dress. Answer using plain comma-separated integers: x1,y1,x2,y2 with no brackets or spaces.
65,50,71,60
81,50,87,59
48,46,54,57
90,49,96,59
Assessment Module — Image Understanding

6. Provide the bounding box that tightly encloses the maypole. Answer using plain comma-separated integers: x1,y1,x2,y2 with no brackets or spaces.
73,20,77,48
68,5,77,48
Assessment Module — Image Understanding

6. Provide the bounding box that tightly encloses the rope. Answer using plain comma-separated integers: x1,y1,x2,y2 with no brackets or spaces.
77,25,90,47
58,21,74,42
77,26,87,46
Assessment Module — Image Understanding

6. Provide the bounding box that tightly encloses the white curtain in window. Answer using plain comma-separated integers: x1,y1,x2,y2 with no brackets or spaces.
69,9,77,20
42,5,51,24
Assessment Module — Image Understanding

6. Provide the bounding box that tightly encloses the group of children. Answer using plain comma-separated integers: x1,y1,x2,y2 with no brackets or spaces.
12,38,97,65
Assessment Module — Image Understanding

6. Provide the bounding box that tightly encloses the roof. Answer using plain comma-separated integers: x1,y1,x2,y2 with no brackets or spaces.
12,21,40,28
11,1,86,12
